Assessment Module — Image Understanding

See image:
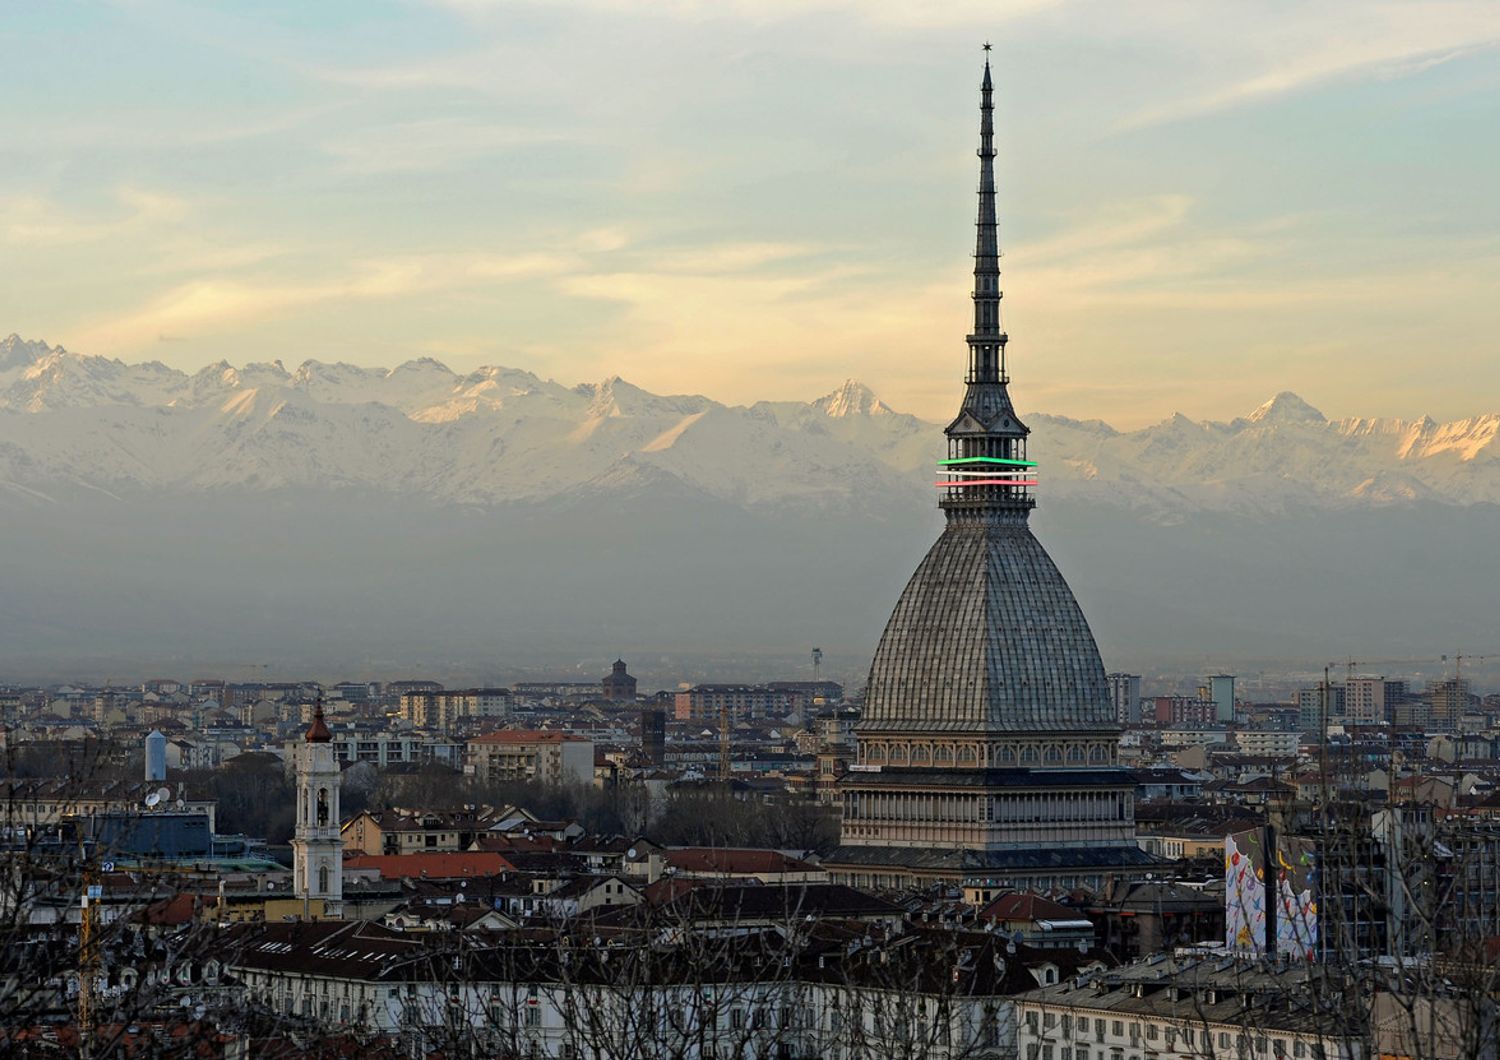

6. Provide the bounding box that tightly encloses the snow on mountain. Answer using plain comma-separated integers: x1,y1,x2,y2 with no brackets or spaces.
3,334,1498,679
1,334,1497,512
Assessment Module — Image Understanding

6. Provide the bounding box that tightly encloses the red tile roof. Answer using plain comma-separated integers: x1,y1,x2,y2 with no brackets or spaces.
343,851,513,880
979,892,1077,922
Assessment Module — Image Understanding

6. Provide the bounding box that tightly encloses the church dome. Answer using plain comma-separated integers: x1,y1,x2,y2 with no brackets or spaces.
862,520,1114,733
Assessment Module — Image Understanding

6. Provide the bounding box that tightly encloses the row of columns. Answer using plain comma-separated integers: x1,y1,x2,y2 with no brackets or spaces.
847,788,1133,826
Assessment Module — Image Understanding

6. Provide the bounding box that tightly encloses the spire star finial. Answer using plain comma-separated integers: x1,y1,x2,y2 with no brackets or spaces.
983,41,992,52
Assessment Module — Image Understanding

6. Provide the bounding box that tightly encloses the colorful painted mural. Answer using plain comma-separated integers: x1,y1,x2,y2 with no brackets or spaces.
1225,827,1268,953
1274,835,1319,960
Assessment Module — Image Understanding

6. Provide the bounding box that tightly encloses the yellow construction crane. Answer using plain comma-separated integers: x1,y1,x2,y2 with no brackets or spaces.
78,861,101,1043
718,705,731,783
1442,651,1499,679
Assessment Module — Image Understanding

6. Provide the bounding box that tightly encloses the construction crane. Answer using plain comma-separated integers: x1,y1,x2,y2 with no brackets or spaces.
806,647,825,733
1314,655,1444,813
1442,651,1500,679
78,859,101,1046
718,706,732,783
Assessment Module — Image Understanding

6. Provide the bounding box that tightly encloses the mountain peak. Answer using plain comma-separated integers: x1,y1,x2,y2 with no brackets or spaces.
1247,391,1325,426
817,379,890,418
0,334,60,372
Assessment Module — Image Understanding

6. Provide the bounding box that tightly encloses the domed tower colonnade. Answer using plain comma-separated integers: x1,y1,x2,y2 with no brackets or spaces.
825,56,1153,893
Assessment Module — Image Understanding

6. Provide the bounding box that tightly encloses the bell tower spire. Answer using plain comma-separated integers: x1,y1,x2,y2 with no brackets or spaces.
936,48,1036,524
291,694,343,917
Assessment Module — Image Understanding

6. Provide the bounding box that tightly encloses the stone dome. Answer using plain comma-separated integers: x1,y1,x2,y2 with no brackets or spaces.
862,520,1114,733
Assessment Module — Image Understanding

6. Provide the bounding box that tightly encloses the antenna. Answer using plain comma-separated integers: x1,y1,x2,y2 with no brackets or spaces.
145,791,161,809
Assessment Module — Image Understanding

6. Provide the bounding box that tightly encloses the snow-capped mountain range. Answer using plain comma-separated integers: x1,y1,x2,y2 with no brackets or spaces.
2,334,1497,512
2,333,1496,683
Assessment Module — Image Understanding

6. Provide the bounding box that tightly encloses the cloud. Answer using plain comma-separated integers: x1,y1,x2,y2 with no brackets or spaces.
320,117,574,175
1118,4,1500,129
425,0,1064,30
0,188,190,248
77,251,575,352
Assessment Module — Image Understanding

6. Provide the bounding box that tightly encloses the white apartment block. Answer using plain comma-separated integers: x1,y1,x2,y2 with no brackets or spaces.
1015,958,1364,1060
323,733,463,770
1232,730,1300,759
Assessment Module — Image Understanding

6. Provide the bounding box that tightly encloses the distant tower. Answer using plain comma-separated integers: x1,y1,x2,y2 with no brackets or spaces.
144,729,167,782
641,708,666,766
602,659,638,702
290,698,342,916
1210,674,1236,724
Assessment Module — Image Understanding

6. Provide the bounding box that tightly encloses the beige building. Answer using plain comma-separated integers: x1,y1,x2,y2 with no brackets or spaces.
400,688,511,731
464,730,594,786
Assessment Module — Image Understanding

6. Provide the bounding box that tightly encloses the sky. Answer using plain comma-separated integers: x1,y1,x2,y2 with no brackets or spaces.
3,0,1499,428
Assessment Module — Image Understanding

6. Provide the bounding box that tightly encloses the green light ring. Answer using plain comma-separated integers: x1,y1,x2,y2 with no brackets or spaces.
937,456,1037,467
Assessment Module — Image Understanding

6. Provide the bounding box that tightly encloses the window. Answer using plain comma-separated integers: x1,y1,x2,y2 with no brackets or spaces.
1045,1013,1057,1030
1293,1044,1306,1059
1147,1024,1158,1041
1113,1021,1124,1038
1220,1032,1231,1049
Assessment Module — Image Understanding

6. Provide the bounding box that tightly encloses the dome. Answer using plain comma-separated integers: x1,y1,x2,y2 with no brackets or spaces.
862,520,1114,733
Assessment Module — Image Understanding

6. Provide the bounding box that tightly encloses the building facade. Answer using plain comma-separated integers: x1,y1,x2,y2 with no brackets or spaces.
1107,673,1142,725
465,730,595,786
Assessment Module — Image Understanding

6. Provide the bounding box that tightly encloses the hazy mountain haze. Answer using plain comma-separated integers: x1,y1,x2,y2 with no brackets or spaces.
1,334,1497,686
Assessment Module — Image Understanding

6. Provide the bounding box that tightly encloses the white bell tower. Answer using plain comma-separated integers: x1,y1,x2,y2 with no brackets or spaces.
290,698,342,916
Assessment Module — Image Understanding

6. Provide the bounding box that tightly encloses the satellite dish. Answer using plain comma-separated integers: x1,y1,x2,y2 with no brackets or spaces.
626,847,638,860
145,792,161,808
156,786,172,804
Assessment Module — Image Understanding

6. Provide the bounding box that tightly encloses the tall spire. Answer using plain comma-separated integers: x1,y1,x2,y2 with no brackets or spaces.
971,52,1006,383
935,50,1036,523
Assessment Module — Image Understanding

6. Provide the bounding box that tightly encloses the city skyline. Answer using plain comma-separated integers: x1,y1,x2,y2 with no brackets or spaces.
5,2,1499,428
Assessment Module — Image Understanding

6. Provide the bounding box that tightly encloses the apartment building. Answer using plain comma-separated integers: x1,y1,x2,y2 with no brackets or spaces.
465,730,595,786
